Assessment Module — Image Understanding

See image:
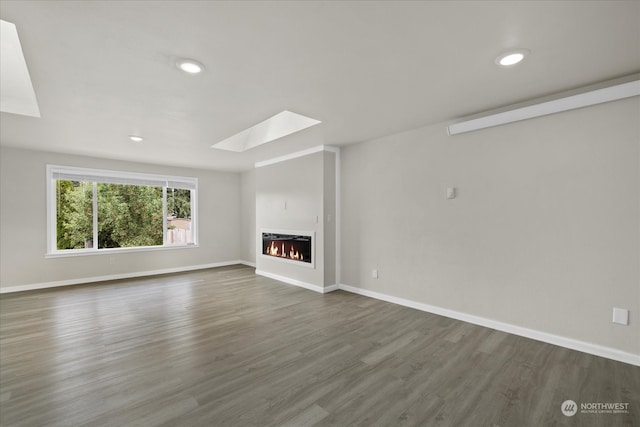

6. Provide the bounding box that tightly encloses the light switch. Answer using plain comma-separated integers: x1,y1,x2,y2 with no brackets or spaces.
446,187,456,199
612,307,629,325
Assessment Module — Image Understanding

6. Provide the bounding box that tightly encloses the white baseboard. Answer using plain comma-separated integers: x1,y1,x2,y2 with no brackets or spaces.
255,269,336,294
0,261,247,294
238,260,256,268
5,266,635,366
324,284,340,293
338,283,640,367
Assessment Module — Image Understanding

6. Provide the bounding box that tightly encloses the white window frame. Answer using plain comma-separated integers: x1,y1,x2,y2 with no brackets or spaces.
46,165,198,257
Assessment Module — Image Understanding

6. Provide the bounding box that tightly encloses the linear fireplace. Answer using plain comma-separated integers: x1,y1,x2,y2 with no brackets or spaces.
262,231,313,267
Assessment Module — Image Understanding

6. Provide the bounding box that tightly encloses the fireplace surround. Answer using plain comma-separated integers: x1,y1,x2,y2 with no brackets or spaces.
261,230,314,267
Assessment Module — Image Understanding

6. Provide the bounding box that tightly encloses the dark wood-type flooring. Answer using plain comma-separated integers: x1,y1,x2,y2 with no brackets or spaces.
1,265,638,426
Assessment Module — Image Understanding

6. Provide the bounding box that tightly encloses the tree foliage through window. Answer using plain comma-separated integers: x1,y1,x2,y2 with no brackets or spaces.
56,181,164,249
49,166,197,253
167,188,191,219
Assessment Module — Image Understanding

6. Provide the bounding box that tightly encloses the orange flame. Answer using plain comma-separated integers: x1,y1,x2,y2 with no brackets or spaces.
266,241,279,256
289,245,302,260
265,240,305,261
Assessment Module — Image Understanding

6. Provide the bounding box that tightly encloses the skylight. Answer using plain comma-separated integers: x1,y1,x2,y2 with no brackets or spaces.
212,110,321,152
0,19,40,117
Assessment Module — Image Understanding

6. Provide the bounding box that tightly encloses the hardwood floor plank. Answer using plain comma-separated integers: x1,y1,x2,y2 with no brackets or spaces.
279,403,329,427
1,265,638,426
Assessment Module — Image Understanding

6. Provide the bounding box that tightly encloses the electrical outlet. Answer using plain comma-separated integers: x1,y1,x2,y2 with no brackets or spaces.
612,307,629,325
372,269,378,279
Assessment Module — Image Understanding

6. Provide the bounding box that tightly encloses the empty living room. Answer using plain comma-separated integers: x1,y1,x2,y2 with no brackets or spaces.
0,1,638,426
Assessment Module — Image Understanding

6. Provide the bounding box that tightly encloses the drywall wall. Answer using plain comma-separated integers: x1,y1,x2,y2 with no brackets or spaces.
240,168,256,265
0,147,241,290
323,150,337,287
340,97,639,356
255,151,326,287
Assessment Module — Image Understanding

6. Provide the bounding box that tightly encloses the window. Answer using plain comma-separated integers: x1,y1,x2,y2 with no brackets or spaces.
47,165,197,255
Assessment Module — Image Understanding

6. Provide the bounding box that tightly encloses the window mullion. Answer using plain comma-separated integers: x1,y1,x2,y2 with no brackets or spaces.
92,182,98,250
191,189,197,245
162,187,168,245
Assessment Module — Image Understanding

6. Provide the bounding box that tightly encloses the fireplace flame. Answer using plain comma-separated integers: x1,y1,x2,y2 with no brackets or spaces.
289,245,302,260
267,241,279,256
265,241,304,261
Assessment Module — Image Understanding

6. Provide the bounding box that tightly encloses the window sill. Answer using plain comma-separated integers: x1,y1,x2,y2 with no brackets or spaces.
45,243,199,258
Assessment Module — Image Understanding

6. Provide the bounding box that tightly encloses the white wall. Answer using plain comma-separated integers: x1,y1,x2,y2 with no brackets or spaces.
240,168,256,265
323,151,336,287
255,151,327,287
0,147,242,290
340,97,639,357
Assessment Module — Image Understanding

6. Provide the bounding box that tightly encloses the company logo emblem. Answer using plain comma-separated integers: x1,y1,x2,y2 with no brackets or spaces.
562,400,578,417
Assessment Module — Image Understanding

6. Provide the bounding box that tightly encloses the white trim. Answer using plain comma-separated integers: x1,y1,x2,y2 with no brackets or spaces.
334,146,341,285
322,145,341,154
0,261,244,294
260,254,315,268
92,182,98,246
46,164,56,253
338,283,640,367
44,243,199,258
447,80,640,135
238,260,256,268
47,164,198,188
324,284,340,293
162,187,168,245
256,269,335,294
254,145,338,169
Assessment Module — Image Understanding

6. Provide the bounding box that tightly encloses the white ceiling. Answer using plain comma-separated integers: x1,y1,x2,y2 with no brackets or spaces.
0,0,638,171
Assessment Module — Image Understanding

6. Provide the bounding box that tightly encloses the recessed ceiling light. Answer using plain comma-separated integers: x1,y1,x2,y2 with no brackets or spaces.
128,135,144,142
176,58,204,74
495,49,530,67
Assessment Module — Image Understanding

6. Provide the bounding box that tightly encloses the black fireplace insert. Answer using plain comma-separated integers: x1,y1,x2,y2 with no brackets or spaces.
262,232,312,263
